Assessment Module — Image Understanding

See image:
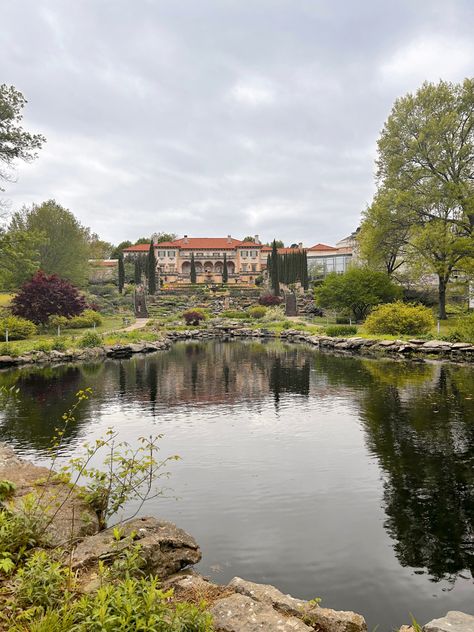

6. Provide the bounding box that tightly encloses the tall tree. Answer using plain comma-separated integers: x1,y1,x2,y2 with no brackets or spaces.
0,225,45,289
10,200,90,286
222,253,228,283
134,258,142,285
0,85,45,190
155,232,177,243
147,240,156,294
118,254,125,294
358,188,412,276
270,240,280,295
375,79,474,316
190,253,197,284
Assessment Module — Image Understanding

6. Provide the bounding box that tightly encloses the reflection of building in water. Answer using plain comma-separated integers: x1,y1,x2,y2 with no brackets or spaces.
113,342,312,409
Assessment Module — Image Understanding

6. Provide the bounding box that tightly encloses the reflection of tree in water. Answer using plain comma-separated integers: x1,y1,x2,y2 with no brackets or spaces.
270,357,310,404
0,365,91,451
360,363,474,581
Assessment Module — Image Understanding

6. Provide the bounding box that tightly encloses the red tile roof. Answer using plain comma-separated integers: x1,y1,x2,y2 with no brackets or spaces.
124,237,262,252
308,243,337,251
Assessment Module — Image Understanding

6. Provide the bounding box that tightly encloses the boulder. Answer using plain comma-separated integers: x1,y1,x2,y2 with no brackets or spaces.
228,577,306,617
210,593,313,632
302,605,367,632
423,611,474,632
226,577,366,632
71,516,201,578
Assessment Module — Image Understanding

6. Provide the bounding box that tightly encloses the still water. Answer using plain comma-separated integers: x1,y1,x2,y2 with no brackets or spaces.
1,340,473,630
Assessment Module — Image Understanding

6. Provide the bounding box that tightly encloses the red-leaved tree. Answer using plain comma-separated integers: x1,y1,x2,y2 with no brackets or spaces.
11,270,86,324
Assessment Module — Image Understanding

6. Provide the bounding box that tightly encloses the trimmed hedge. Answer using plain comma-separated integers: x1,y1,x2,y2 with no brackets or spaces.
0,316,37,340
364,302,434,336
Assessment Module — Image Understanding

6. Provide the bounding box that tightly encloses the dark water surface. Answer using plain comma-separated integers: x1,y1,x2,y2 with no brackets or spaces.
1,340,474,630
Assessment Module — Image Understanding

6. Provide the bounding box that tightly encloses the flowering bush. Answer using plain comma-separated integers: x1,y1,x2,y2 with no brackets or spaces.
12,271,86,324
258,293,282,306
364,302,434,336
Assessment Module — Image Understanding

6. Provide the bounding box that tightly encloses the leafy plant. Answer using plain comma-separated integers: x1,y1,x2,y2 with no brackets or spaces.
14,550,69,609
364,302,434,336
62,431,179,529
262,306,285,322
0,479,16,502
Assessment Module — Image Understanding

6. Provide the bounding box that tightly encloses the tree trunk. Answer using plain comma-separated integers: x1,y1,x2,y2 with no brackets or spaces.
438,275,447,320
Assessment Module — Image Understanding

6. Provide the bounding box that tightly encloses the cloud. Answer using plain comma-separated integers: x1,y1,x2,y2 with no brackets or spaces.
1,0,474,245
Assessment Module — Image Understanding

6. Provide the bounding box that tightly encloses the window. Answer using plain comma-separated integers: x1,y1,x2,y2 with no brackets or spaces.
241,251,248,257
168,251,175,258
242,263,247,271
251,264,257,271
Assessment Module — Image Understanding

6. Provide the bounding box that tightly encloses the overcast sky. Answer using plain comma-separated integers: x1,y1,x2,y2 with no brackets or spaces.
2,1,474,246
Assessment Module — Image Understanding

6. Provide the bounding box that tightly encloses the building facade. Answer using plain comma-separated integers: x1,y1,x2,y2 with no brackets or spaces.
123,234,354,285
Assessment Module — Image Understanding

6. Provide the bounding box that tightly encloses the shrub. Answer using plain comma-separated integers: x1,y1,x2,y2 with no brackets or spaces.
48,315,69,329
67,309,103,329
324,325,358,337
258,293,282,306
248,306,266,319
183,309,206,326
0,316,37,340
315,268,401,320
221,310,248,319
51,338,67,351
78,331,103,348
262,306,285,322
364,302,435,336
447,312,474,343
12,271,86,324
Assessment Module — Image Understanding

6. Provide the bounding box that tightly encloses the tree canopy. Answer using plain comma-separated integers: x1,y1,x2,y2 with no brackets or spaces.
0,85,45,190
10,200,91,286
359,79,474,318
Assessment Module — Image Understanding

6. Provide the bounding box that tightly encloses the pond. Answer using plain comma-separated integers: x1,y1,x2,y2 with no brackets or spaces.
1,340,474,630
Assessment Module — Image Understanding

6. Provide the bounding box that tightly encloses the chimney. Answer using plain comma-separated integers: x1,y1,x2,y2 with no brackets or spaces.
298,242,303,249
227,234,232,244
183,235,189,244
254,234,261,244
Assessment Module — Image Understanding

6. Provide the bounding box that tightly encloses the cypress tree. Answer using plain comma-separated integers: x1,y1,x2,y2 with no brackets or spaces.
147,240,156,294
190,252,197,284
134,257,142,285
271,240,280,295
118,253,125,294
222,253,228,283
302,250,309,290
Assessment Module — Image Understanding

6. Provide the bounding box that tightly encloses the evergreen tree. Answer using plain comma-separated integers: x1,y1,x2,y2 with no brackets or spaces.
118,253,125,294
271,240,280,295
134,258,142,285
147,240,156,294
222,253,228,283
190,253,197,284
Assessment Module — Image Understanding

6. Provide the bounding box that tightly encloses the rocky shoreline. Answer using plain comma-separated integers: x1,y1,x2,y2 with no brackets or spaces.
0,444,471,632
1,324,474,370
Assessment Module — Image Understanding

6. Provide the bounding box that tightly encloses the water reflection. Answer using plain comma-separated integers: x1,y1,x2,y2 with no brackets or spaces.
1,341,473,626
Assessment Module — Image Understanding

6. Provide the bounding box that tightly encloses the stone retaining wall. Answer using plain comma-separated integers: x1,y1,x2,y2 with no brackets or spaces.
1,326,474,370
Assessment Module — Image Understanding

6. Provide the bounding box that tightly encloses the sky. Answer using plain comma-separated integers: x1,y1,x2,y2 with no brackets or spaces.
2,0,474,246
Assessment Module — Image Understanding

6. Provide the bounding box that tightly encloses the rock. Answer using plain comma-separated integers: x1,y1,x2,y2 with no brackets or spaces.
228,577,306,617
422,341,452,350
399,626,414,632
423,611,474,632
0,443,99,547
0,355,18,367
302,605,367,632
71,516,201,578
378,340,396,346
210,593,313,632
451,342,472,349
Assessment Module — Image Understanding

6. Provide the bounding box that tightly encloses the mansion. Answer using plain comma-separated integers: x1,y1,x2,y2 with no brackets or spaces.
123,234,354,285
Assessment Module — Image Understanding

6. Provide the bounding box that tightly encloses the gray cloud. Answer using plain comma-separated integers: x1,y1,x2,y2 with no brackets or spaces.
2,0,474,244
